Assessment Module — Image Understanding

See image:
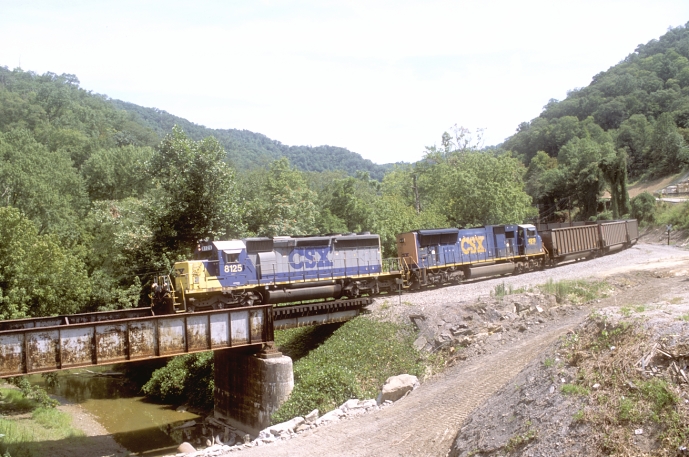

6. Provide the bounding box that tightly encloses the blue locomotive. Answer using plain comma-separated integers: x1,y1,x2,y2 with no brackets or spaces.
155,233,383,312
396,224,544,287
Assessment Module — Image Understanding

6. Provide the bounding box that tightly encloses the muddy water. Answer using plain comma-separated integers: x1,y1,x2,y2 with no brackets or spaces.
30,369,201,456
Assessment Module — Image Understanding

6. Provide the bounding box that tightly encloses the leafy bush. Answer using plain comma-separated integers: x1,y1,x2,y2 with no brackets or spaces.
656,199,689,230
142,352,214,409
9,377,57,409
271,317,424,423
630,192,656,223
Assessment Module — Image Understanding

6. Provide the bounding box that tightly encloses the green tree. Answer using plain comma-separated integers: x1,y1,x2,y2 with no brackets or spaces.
558,138,613,220
600,148,630,218
630,192,656,223
615,114,652,178
81,145,155,201
0,129,87,241
371,195,447,256
648,112,689,176
81,199,153,310
245,158,318,236
525,151,560,204
0,207,90,319
317,174,378,234
422,150,535,227
148,126,244,252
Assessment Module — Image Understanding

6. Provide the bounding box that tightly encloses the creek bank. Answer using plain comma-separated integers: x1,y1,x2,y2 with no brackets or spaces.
168,374,420,456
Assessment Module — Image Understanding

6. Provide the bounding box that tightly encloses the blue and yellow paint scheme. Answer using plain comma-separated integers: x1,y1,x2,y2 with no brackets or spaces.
396,224,545,286
169,234,384,311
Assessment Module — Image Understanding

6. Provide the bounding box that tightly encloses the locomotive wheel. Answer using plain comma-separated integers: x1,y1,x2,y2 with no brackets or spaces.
240,292,262,307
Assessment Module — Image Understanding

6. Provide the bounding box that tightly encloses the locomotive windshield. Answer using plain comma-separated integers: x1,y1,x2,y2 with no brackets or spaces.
195,241,216,260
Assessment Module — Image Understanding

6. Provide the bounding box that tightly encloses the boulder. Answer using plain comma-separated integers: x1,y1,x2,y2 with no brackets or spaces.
360,399,377,409
315,408,344,425
177,442,196,454
340,399,360,411
413,335,428,350
304,409,319,423
267,417,304,436
377,374,419,404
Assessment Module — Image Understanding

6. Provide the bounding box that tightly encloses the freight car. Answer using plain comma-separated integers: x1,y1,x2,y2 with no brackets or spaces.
151,220,639,314
537,219,638,265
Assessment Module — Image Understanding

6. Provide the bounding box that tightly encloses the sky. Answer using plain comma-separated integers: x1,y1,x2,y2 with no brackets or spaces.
1,1,688,164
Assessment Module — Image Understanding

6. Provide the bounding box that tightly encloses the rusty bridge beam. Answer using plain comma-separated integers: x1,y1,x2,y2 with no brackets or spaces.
0,305,272,378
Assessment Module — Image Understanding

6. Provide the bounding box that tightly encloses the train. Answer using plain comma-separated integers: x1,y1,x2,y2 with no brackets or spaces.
150,219,639,314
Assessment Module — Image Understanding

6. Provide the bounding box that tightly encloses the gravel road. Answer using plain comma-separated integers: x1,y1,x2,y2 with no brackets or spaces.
233,243,689,457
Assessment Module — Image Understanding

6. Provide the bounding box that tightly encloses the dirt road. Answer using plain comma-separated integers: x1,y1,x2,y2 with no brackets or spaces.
237,242,689,457
242,311,586,457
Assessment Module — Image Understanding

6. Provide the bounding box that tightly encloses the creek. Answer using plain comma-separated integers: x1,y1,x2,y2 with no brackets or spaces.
29,365,203,456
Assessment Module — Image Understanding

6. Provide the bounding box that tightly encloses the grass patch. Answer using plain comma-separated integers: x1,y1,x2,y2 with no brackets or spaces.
543,357,555,368
620,306,632,317
0,384,85,457
572,409,585,422
617,397,641,422
491,282,527,299
539,278,609,304
678,314,689,322
0,389,36,414
634,305,647,313
274,323,342,362
505,425,538,452
656,199,689,231
561,384,590,396
271,316,427,423
557,316,689,454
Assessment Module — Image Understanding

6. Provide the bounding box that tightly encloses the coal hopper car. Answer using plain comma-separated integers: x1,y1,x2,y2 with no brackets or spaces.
537,219,639,265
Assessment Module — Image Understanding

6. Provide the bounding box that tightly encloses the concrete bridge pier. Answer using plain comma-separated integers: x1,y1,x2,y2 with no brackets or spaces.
213,344,294,436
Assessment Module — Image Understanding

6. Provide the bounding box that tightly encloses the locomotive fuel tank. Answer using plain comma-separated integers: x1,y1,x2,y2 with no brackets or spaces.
464,262,515,279
263,284,343,304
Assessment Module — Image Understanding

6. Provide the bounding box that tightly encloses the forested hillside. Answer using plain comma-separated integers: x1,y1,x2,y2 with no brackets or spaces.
110,99,392,179
505,22,689,220
2,23,688,320
0,64,534,320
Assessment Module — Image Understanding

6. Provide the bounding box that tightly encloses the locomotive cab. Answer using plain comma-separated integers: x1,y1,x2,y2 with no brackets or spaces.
517,224,542,256
172,240,257,311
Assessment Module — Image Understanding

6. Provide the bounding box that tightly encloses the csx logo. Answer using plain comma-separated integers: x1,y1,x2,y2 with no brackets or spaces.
461,236,486,255
289,248,334,269
528,238,536,245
